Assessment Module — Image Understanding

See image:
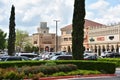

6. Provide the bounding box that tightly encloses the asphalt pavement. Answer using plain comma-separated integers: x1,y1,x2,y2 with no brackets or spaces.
67,76,120,80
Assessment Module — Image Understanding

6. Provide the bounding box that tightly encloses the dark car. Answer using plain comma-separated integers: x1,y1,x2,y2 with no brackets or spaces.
50,55,73,60
1,56,30,61
84,55,97,60
0,56,10,61
103,51,120,58
32,56,42,60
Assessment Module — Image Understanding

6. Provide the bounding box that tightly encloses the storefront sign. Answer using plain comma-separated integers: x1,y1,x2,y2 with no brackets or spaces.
97,37,105,41
89,38,95,42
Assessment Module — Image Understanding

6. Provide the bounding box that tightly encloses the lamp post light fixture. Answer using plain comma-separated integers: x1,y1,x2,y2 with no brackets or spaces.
54,20,60,52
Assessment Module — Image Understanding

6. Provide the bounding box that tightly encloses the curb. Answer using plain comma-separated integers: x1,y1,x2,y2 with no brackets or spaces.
39,74,117,80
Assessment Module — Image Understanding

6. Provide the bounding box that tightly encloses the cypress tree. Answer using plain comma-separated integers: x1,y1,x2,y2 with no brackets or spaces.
8,5,16,56
72,0,85,60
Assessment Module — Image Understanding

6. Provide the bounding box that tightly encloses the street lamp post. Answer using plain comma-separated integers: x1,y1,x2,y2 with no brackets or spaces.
54,20,60,52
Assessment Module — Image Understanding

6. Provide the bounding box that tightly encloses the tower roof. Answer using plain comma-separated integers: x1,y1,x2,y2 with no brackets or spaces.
40,22,49,29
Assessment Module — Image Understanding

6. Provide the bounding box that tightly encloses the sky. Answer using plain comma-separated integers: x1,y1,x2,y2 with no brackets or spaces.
0,0,120,36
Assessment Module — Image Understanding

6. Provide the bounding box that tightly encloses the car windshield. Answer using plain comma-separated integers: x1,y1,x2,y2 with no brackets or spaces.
84,51,93,53
50,56,58,60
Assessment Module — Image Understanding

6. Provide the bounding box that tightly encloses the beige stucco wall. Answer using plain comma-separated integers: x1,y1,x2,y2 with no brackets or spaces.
60,24,120,55
32,33,56,52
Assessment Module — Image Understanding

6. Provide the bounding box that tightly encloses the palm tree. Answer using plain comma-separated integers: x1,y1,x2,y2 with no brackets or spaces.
72,0,86,60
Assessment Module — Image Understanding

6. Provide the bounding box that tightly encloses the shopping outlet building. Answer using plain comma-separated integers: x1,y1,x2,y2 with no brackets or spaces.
60,19,120,55
89,24,120,55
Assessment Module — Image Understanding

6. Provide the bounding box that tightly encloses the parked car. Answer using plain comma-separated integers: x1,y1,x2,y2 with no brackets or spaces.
1,56,30,61
100,51,119,58
84,55,97,60
83,51,97,60
49,55,73,60
105,52,120,58
41,51,66,60
0,56,10,61
113,52,120,57
15,52,38,59
32,56,43,60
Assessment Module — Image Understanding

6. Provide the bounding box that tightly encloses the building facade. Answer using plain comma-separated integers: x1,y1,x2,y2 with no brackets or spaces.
88,24,120,55
32,22,56,52
60,19,103,52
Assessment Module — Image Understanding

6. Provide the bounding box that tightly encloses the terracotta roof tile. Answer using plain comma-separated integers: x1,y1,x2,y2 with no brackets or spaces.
61,19,104,30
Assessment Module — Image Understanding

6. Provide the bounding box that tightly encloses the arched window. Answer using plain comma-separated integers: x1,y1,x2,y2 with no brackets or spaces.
107,44,109,51
102,45,105,52
98,46,101,56
95,45,97,53
111,45,114,52
116,44,119,52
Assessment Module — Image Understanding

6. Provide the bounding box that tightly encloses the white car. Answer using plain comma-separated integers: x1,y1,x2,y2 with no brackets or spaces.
83,51,97,60
101,51,113,58
84,51,97,56
15,52,38,59
49,55,72,60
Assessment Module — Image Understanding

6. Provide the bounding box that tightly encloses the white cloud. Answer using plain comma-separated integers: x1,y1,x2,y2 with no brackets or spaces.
86,0,120,25
85,11,94,20
89,0,109,10
0,9,4,21
93,4,120,24
0,0,120,36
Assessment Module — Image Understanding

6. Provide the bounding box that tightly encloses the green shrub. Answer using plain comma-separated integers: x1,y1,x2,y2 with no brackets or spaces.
0,60,116,74
57,64,77,72
52,72,67,76
31,72,45,80
21,65,41,75
67,70,101,75
3,70,24,79
0,61,45,68
45,61,57,66
54,60,116,74
21,64,77,75
98,58,120,67
0,68,4,79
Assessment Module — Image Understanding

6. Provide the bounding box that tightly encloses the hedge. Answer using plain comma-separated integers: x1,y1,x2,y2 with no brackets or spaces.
98,58,120,67
54,60,116,74
0,60,116,74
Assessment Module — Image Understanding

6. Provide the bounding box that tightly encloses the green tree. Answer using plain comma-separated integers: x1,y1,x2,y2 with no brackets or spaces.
0,29,7,50
72,0,85,60
32,46,39,53
16,29,28,52
24,45,32,53
8,5,16,56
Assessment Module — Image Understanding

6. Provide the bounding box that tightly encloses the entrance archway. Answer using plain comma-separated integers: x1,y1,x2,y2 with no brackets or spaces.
102,45,105,52
45,46,49,52
116,44,119,52
107,44,109,51
98,46,101,56
95,45,97,53
90,46,93,51
111,45,114,52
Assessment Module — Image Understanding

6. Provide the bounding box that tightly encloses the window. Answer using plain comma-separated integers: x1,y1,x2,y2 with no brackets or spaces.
69,37,72,41
64,38,68,41
66,30,71,34
34,41,37,44
44,31,46,33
